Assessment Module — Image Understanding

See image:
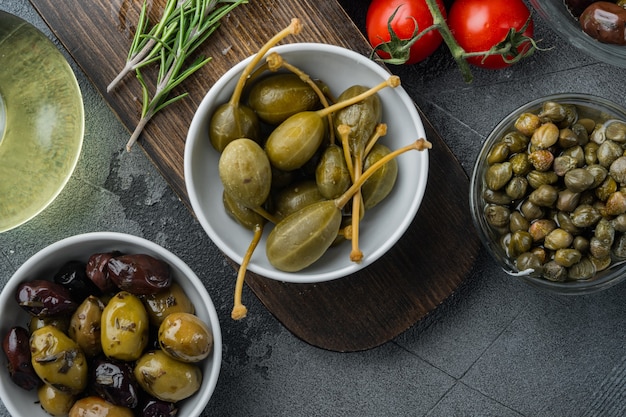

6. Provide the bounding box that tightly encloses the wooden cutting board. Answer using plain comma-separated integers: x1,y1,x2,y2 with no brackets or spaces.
30,0,480,352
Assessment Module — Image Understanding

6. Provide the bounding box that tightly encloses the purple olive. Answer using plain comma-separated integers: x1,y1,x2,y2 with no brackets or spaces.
580,2,626,45
2,326,40,391
107,254,172,295
140,397,178,417
91,357,140,409
15,280,78,317
54,260,101,301
86,252,121,293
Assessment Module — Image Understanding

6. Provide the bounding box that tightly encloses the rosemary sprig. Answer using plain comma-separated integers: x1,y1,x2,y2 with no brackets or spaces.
108,0,247,151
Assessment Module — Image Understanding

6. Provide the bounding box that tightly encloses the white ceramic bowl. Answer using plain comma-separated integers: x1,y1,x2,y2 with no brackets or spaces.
184,43,429,283
0,232,222,416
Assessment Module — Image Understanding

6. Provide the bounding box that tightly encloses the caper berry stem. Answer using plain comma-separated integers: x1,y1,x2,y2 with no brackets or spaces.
315,76,400,119
364,123,388,157
335,138,432,209
252,205,280,225
338,124,356,181
229,18,302,107
232,224,264,320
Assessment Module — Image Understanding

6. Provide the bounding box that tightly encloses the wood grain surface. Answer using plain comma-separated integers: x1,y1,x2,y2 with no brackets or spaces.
30,0,480,351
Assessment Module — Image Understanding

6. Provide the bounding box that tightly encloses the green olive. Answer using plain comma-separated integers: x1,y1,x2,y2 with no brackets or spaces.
248,73,321,125
141,282,196,327
68,396,134,417
37,384,75,417
158,312,213,363
134,350,202,402
68,295,104,358
101,291,149,361
30,325,88,395
219,138,272,208
29,315,70,334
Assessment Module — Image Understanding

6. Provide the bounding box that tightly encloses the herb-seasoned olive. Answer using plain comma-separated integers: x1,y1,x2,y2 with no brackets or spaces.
101,291,149,361
107,254,172,296
158,312,213,363
54,260,101,301
86,252,121,293
2,326,40,391
69,296,104,357
141,282,195,327
134,350,202,402
15,280,78,318
37,384,75,416
68,396,134,417
30,324,88,395
91,357,140,408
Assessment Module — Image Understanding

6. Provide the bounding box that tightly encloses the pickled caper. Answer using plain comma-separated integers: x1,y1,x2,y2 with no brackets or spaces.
610,156,626,184
554,248,582,267
505,176,528,200
528,219,556,242
568,257,596,281
564,168,595,193
528,184,558,207
486,162,513,191
606,120,626,142
596,140,622,167
509,211,530,232
514,112,542,136
543,260,567,282
544,228,573,250
530,122,559,149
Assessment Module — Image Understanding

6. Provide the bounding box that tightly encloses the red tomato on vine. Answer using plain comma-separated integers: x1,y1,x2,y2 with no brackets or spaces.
366,0,447,65
447,0,536,69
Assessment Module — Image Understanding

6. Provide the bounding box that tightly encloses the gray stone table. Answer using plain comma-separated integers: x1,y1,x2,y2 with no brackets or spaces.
1,1,626,416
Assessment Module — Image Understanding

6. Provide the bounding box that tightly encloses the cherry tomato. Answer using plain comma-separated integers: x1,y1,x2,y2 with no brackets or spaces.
366,0,447,65
447,0,535,69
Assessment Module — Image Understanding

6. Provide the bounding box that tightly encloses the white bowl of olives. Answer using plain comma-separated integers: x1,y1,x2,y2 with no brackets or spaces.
470,93,626,294
184,39,430,285
0,232,222,417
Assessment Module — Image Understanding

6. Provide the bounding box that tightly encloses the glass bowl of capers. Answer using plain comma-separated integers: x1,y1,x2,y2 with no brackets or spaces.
530,0,626,68
0,232,222,416
184,41,430,284
470,93,626,294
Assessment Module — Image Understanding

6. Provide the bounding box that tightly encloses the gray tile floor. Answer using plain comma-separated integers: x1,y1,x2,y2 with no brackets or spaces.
1,1,626,416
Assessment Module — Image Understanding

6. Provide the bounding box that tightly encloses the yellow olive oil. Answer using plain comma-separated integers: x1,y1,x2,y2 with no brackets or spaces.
0,11,83,232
